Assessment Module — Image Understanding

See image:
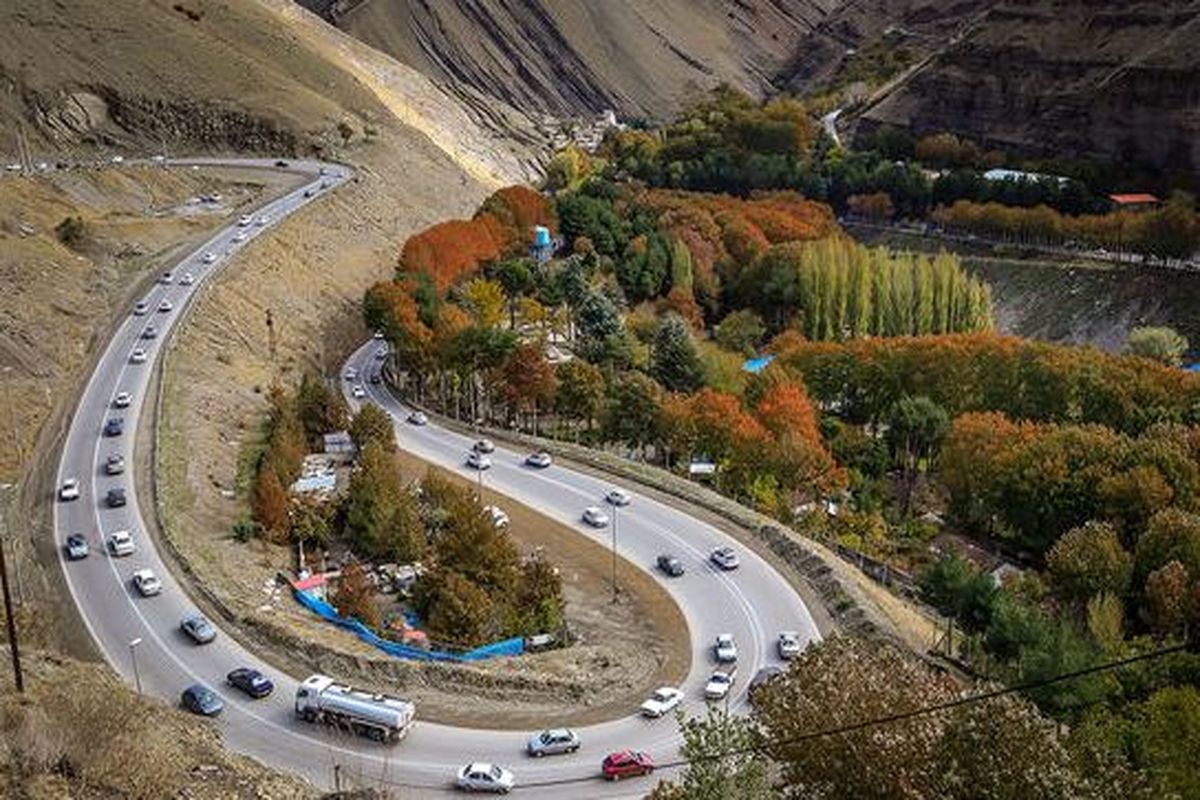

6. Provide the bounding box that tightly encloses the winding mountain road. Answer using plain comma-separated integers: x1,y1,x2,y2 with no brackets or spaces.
50,157,819,797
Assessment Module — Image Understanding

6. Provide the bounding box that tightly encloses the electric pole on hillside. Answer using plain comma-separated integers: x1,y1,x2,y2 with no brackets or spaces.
0,510,24,693
265,309,277,363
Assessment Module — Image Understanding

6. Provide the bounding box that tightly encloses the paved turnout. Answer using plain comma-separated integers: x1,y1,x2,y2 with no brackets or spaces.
51,157,819,797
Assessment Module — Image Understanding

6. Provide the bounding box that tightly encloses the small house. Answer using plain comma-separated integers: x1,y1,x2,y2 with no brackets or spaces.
323,431,355,456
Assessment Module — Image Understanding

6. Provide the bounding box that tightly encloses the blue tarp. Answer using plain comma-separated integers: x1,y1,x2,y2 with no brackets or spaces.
1185,363,1200,373
743,354,776,374
293,589,525,662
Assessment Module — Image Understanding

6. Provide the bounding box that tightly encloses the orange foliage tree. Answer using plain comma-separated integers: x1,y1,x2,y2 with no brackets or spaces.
399,216,505,292
476,185,558,250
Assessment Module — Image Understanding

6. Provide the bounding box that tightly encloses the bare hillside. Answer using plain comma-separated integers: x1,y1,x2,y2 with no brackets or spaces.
315,0,835,119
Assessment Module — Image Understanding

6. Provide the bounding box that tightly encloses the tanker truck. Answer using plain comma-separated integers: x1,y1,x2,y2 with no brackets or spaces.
295,674,415,743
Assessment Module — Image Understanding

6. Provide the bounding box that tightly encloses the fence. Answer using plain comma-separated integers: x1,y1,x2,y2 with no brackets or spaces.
292,589,525,662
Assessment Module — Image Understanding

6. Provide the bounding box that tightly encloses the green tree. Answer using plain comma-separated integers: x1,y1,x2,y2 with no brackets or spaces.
513,554,566,636
651,313,706,392
295,372,348,443
603,372,664,455
1046,521,1133,604
344,442,425,562
414,568,493,647
919,551,998,633
647,705,772,800
886,395,949,514
714,309,767,356
349,404,396,453
1134,508,1200,583
1127,686,1200,799
1125,326,1189,367
576,290,622,341
488,258,535,327
331,561,380,629
555,359,607,433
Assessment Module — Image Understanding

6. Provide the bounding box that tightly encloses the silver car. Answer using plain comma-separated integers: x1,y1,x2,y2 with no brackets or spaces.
181,614,217,644
527,728,580,757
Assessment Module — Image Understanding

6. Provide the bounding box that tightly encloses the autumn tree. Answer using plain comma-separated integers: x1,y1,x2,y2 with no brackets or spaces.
1046,522,1133,604
344,442,425,563
1134,508,1200,584
498,342,558,434
331,561,380,629
1142,560,1192,636
460,278,507,329
847,191,895,220
349,404,396,453
250,467,289,543
555,359,607,434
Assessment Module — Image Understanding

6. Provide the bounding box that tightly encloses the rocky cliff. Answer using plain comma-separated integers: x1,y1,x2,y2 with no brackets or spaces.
856,1,1200,174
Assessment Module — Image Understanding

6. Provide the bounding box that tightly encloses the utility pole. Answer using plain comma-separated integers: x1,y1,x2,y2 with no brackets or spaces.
265,309,277,364
128,638,143,694
610,499,619,604
0,514,23,693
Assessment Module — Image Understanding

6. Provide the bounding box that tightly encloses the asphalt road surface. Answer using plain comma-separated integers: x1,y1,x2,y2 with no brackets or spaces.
51,157,819,797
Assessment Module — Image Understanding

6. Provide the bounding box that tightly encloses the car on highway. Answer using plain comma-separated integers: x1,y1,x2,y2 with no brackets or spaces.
303,188,314,198
582,506,610,527
133,300,150,316
65,533,89,560
103,417,124,437
113,391,132,408
132,569,162,597
466,452,492,470
710,546,740,571
601,750,654,781
714,633,737,663
640,686,683,718
158,299,173,313
181,614,217,644
483,505,509,529
472,439,495,454
407,411,427,426
369,370,381,385
352,385,366,400
525,451,552,468
374,346,388,360
105,487,127,508
160,271,173,284
526,728,580,757
130,348,148,364
274,160,288,168
255,214,270,226
105,453,125,475
343,367,356,381
605,488,631,507
227,667,274,698
202,251,217,264
59,478,80,502
238,215,253,226
705,667,737,701
181,684,224,717
107,530,135,557
656,554,684,577
233,231,248,243
455,762,514,794
141,324,157,340
180,272,194,285
778,631,803,660
111,155,124,164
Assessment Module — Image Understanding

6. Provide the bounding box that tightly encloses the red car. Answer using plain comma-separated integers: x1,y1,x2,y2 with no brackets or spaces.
601,750,654,781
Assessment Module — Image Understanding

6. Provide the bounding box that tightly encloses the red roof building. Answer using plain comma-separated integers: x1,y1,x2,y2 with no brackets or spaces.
1109,193,1160,207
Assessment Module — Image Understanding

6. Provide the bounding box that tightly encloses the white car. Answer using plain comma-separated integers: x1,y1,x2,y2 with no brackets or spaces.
233,231,248,243
130,348,148,364
456,763,514,794
778,631,803,660
201,251,217,264
59,478,80,502
107,530,135,557
705,668,737,701
113,391,132,408
343,368,357,381
640,686,684,718
132,569,163,597
525,451,552,468
710,546,740,571
180,273,195,286
406,411,428,426
605,488,631,507
466,452,492,470
105,453,126,475
715,633,737,663
160,271,173,284
483,505,510,529
158,299,173,313
351,385,366,400
255,215,270,226
582,506,610,527
111,155,124,164
238,215,253,227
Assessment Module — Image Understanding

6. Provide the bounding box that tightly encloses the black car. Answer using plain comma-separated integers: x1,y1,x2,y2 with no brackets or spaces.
274,160,288,168
103,417,124,437
227,667,274,699
181,683,224,716
105,488,127,508
656,554,685,577
369,371,381,385
141,324,157,340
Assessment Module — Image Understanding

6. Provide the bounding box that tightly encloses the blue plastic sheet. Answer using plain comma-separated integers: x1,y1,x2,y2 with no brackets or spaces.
293,589,524,662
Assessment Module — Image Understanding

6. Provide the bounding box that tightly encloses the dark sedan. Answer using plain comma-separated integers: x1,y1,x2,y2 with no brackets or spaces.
105,488,127,508
656,554,685,577
181,684,224,716
103,417,124,437
227,667,274,699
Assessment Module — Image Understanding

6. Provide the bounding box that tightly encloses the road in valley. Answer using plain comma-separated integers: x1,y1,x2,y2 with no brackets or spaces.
50,157,819,796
